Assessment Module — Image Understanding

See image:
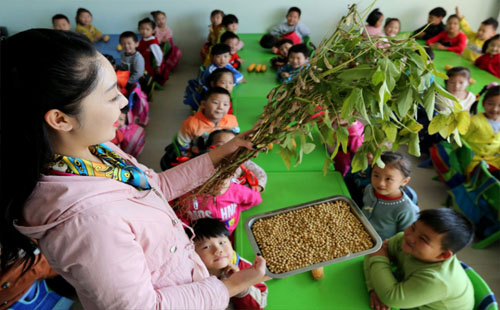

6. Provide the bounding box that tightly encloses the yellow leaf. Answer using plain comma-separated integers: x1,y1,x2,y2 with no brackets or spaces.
456,111,471,135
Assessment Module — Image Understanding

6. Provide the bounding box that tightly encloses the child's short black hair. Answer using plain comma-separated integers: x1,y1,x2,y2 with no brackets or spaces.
201,86,231,101
277,39,294,48
418,208,474,253
150,10,166,19
429,7,446,18
211,9,224,18
197,129,236,153
482,18,499,31
75,8,92,25
260,34,278,48
207,68,234,86
222,14,238,27
483,85,500,103
379,151,411,178
482,34,500,54
288,7,301,16
288,43,310,58
52,14,70,23
210,43,231,56
366,8,383,26
119,31,138,43
447,14,460,22
186,218,230,241
138,17,156,29
446,66,471,81
220,31,239,43
384,18,400,28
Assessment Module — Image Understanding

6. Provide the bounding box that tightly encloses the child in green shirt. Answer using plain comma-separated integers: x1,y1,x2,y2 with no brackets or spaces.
364,208,474,310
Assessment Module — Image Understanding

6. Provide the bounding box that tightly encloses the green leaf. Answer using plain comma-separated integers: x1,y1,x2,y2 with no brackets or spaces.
428,114,446,135
408,133,421,157
323,156,332,176
338,64,375,82
422,83,436,120
456,111,471,135
336,126,349,153
396,88,413,117
434,82,457,102
341,89,358,120
280,148,292,170
372,68,385,86
382,122,398,143
302,143,316,154
351,148,368,173
377,81,391,115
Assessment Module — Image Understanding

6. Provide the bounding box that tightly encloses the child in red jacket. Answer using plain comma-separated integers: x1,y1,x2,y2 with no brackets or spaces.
475,34,500,78
427,15,467,55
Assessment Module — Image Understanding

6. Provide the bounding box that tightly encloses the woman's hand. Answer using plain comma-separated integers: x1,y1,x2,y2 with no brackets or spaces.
207,130,254,166
222,255,271,297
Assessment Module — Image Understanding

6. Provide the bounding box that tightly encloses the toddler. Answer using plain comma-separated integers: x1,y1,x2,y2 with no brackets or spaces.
151,10,173,44
277,43,310,82
270,39,293,70
384,18,400,37
456,7,498,61
437,67,475,112
475,34,500,78
186,218,268,309
463,85,500,177
361,152,419,241
202,43,243,86
221,14,244,51
207,68,235,114
137,18,164,78
413,7,447,40
270,7,310,44
363,8,384,38
52,14,71,31
221,31,243,70
176,87,239,155
75,8,102,42
364,208,474,310
426,15,467,55
116,31,145,91
201,10,225,63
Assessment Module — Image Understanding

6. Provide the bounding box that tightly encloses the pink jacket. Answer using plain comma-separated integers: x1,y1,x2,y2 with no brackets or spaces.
15,143,229,309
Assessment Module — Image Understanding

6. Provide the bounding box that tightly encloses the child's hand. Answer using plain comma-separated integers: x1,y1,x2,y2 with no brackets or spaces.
434,43,448,50
280,72,290,78
239,58,245,63
223,264,240,278
271,46,279,54
252,185,264,192
369,240,389,257
455,6,464,20
369,290,390,310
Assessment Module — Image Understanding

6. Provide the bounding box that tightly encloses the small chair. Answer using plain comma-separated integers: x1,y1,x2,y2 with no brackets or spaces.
461,262,498,310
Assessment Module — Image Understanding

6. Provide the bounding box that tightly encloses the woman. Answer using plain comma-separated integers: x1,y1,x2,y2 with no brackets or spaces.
0,29,268,309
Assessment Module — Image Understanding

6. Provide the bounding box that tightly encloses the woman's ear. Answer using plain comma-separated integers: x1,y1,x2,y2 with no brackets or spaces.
44,109,75,132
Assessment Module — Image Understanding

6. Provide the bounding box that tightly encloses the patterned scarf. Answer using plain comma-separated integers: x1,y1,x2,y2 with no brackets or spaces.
47,144,151,190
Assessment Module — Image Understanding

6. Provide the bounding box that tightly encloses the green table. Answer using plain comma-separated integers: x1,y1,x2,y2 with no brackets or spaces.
234,171,372,310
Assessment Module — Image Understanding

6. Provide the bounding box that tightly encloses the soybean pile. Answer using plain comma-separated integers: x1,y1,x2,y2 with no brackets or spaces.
252,200,374,274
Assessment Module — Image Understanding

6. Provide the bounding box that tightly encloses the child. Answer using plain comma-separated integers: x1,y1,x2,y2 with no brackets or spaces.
326,118,364,177
176,87,239,155
437,67,475,112
201,10,224,62
363,8,384,38
151,10,173,44
277,43,310,82
137,18,164,79
186,218,268,309
456,7,498,61
270,7,310,44
201,43,243,86
75,8,102,42
384,18,400,37
221,14,244,51
463,85,500,177
475,34,500,78
52,14,71,31
426,15,467,55
364,208,474,310
116,31,145,91
207,68,235,114
361,152,419,241
221,31,243,70
270,39,293,70
413,7,447,40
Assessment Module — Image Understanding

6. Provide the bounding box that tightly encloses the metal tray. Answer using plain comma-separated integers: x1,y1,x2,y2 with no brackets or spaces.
244,195,382,278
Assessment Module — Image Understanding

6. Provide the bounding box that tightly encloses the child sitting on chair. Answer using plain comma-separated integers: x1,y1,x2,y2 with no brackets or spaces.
277,43,309,82
363,8,384,38
186,218,268,309
207,68,235,114
116,31,145,92
270,39,293,70
437,67,475,112
75,8,102,42
221,31,244,70
151,10,173,44
384,18,400,37
270,7,310,45
426,15,467,55
52,14,71,31
475,34,500,79
221,14,244,51
364,208,474,310
137,18,163,78
202,43,244,86
413,7,447,40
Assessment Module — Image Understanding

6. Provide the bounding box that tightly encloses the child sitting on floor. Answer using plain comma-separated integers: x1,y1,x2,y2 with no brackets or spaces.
475,34,500,79
384,18,400,37
177,87,239,155
270,7,310,45
364,208,474,310
186,218,268,309
361,152,419,241
270,39,293,70
52,14,71,31
456,7,498,62
137,18,164,79
221,31,244,70
75,8,102,42
277,43,310,82
413,7,447,40
116,31,145,92
437,67,475,112
202,43,244,86
426,15,467,55
151,10,173,44
363,8,384,38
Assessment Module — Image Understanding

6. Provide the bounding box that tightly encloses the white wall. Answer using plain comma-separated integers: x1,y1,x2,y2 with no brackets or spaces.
1,0,499,64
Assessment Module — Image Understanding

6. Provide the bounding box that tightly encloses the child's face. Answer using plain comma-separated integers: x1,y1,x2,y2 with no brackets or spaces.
118,112,127,129
211,13,223,26
371,163,410,198
428,15,443,26
194,235,233,276
279,42,293,57
213,73,235,93
212,52,231,68
53,18,71,31
226,22,238,33
224,38,240,55
402,221,452,262
288,51,308,69
483,94,500,122
384,20,400,37
445,75,469,95
446,17,460,34
202,93,231,122
486,39,500,56
120,37,138,54
155,13,166,28
286,11,300,26
212,131,236,147
78,12,92,26
139,23,154,38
